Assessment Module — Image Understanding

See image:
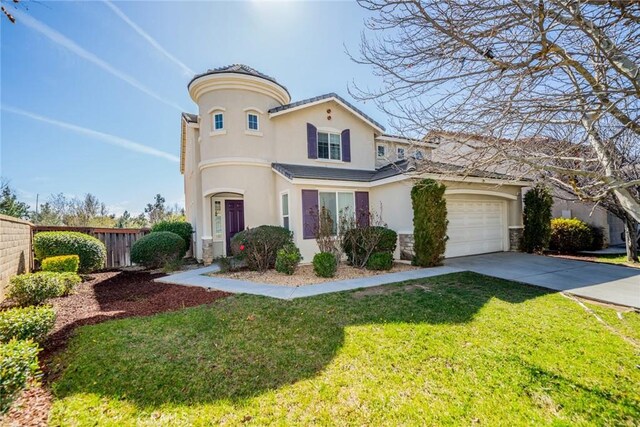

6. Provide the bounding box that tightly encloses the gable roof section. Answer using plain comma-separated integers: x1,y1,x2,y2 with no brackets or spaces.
180,112,198,174
268,93,386,133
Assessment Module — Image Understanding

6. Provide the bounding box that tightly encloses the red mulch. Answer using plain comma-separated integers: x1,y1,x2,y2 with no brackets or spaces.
2,270,230,427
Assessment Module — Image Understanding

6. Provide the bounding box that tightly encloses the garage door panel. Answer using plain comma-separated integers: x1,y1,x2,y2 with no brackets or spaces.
445,200,505,258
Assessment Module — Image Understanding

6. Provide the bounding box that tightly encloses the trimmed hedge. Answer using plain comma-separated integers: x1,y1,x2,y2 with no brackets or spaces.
151,221,193,255
411,179,448,267
8,273,65,306
343,226,397,267
41,255,80,273
366,252,394,271
0,306,55,343
522,185,553,253
231,226,293,271
275,244,302,275
34,232,106,273
0,339,40,413
550,218,593,253
313,252,337,278
131,231,186,268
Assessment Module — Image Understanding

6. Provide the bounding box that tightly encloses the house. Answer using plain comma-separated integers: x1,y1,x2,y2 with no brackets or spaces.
181,64,530,263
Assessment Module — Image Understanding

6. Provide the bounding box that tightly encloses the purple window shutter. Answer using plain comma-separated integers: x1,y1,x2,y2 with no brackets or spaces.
341,129,351,162
307,123,317,159
355,192,370,227
302,189,319,239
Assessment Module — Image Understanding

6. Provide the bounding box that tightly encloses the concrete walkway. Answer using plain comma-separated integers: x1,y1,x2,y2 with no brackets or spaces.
155,264,463,300
446,252,640,309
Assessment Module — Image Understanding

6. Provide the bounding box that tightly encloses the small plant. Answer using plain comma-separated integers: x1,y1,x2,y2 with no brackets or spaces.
366,252,394,271
411,179,448,267
230,226,293,271
0,305,55,343
151,220,193,256
0,339,40,413
131,231,186,268
8,273,65,306
162,258,183,273
56,272,82,296
311,206,340,256
41,255,80,273
550,218,593,253
521,184,553,253
275,244,302,275
313,252,337,278
342,218,397,269
33,231,106,273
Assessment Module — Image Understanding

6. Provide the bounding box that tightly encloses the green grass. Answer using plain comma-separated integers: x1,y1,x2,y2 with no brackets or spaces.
592,254,640,268
49,272,640,426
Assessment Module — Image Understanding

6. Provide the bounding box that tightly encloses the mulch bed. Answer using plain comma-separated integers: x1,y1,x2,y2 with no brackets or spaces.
2,270,230,427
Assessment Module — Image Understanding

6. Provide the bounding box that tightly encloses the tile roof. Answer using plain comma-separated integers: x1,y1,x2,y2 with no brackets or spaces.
188,64,289,96
268,93,386,132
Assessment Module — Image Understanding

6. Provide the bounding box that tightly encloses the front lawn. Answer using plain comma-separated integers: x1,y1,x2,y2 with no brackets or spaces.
49,272,639,425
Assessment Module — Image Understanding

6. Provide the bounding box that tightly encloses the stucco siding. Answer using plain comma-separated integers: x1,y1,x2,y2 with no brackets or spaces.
0,214,32,301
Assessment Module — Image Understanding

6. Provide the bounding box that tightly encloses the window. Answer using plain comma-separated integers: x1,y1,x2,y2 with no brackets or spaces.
281,192,290,230
397,147,405,159
377,144,386,158
318,132,341,160
247,113,259,131
414,149,424,160
213,113,224,130
318,191,355,234
213,200,223,239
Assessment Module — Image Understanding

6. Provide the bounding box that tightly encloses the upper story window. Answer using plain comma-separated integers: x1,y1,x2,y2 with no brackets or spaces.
247,113,259,131
318,132,341,160
397,147,405,159
414,149,424,160
213,113,224,130
377,144,386,159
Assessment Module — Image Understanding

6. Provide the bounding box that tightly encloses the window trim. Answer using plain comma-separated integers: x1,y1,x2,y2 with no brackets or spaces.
280,190,290,231
317,190,355,235
209,107,225,135
317,131,342,161
376,144,386,159
247,113,259,131
397,147,405,159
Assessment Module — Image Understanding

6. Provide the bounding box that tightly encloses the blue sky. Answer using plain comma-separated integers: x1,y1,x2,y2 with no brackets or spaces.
1,1,384,215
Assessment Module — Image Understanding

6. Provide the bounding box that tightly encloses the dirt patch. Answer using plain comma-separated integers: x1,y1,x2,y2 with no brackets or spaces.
212,262,418,287
2,270,229,427
352,283,433,299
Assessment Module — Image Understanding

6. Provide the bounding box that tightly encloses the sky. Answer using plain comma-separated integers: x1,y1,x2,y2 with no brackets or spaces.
0,1,385,216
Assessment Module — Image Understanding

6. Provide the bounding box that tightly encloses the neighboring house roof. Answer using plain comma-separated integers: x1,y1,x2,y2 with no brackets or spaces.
272,160,530,184
180,112,199,174
188,64,290,97
182,112,198,124
268,93,386,133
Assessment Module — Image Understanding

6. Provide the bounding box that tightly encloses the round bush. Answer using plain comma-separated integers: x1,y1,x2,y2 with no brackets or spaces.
151,221,193,255
0,339,40,413
56,272,82,296
0,305,55,344
231,226,293,271
313,252,337,278
275,244,302,275
550,218,593,253
343,226,397,267
41,255,80,273
131,231,186,268
366,252,394,271
8,273,65,306
588,224,605,251
34,232,106,273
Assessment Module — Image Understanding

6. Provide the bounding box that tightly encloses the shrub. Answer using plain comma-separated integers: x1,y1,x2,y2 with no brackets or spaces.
366,252,394,271
230,226,293,271
313,252,337,278
550,218,593,253
0,306,55,343
588,224,605,251
275,244,302,275
130,231,186,268
411,179,448,267
0,339,40,413
521,185,554,253
342,226,397,268
41,255,79,273
56,272,82,296
34,232,106,273
8,273,65,306
151,220,193,255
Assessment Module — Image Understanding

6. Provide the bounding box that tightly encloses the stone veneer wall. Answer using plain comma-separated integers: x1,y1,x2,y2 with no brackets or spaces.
0,214,33,300
508,226,524,251
398,234,415,261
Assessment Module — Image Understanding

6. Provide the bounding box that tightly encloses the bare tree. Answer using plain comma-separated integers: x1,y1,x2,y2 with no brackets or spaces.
353,0,640,224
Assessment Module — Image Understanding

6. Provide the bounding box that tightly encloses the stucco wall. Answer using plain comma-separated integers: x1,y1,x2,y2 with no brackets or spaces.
0,214,32,300
552,199,613,245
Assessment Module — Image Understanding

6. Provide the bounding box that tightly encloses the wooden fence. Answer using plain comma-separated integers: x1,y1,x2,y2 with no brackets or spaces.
33,226,150,268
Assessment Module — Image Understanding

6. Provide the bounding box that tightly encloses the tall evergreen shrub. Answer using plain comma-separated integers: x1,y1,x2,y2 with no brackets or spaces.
521,184,553,253
411,179,448,267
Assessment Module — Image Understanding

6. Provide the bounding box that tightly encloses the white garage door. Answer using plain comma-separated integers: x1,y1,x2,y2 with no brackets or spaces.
445,200,505,258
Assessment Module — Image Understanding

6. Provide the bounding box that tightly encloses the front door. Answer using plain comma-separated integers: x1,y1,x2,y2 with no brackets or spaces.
225,200,245,254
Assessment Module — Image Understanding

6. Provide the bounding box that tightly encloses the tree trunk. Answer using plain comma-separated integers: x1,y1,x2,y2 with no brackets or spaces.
623,215,639,262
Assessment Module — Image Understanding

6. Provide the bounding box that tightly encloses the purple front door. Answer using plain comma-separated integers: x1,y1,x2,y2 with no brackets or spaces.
225,200,245,254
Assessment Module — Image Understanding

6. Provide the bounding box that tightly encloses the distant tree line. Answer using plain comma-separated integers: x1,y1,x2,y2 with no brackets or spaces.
0,179,184,228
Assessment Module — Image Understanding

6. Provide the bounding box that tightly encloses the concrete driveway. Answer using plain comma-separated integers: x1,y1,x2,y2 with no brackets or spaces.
446,252,640,309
